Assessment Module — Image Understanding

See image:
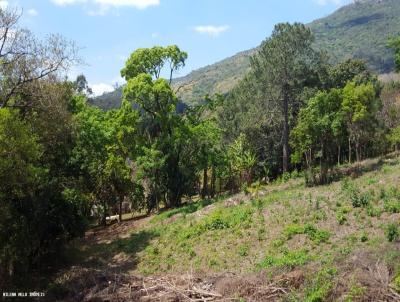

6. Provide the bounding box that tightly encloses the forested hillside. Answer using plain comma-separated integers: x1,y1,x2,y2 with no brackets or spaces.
2,1,400,301
94,0,400,108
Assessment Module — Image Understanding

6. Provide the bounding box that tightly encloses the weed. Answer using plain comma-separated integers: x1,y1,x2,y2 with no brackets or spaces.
238,245,249,257
336,211,347,225
344,279,366,302
393,274,400,293
341,180,371,208
304,267,337,302
258,249,311,269
283,223,330,244
360,232,368,242
386,223,399,242
366,205,382,217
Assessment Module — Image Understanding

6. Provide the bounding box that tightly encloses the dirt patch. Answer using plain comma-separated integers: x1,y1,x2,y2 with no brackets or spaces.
85,215,152,244
331,249,400,301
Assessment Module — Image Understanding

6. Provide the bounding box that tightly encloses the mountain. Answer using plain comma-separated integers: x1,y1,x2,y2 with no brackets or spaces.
92,0,400,109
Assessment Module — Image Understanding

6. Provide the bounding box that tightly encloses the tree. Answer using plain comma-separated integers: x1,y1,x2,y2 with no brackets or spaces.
0,8,79,109
250,23,327,173
122,45,192,209
71,97,137,224
328,59,369,89
291,89,345,184
74,74,93,95
228,134,257,191
0,108,85,285
341,81,380,162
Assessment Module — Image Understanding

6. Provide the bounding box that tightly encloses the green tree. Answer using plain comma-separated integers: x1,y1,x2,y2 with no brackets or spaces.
250,22,327,173
291,89,345,184
341,81,380,163
122,45,191,208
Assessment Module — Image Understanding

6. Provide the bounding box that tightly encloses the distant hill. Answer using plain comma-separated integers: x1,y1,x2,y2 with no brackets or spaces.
92,0,400,109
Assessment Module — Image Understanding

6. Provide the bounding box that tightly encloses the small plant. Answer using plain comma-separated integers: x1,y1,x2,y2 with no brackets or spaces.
304,267,337,302
238,245,249,257
392,274,400,293
341,179,371,208
386,223,399,242
283,223,330,244
336,212,347,225
360,233,368,242
366,205,382,217
258,249,311,269
383,199,400,213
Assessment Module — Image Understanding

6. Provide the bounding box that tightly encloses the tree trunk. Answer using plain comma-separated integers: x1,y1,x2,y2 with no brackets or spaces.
338,145,341,166
201,167,208,199
101,200,107,227
118,195,123,223
210,166,216,198
282,95,289,173
355,140,360,162
348,137,352,164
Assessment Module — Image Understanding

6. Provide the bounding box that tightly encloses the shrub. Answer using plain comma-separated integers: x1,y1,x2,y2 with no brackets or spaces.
342,180,371,208
386,223,399,242
336,212,347,225
283,224,330,244
304,267,337,302
259,249,311,269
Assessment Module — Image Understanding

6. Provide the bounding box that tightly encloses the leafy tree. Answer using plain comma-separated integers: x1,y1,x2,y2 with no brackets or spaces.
291,89,345,184
341,81,380,162
122,45,193,209
71,97,137,224
0,108,85,286
328,59,369,88
227,134,256,191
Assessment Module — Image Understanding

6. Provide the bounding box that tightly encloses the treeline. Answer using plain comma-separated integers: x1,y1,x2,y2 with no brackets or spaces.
2,10,400,289
220,23,400,185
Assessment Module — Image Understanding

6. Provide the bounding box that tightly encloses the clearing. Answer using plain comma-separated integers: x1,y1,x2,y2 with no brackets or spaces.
47,155,400,301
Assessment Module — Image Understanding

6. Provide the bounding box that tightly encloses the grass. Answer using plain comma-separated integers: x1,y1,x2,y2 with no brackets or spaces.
64,155,400,300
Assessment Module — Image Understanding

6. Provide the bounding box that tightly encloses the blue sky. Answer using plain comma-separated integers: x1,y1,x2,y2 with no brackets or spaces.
7,0,351,95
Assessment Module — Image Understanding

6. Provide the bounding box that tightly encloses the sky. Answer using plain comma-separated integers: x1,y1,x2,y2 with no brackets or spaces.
6,0,352,96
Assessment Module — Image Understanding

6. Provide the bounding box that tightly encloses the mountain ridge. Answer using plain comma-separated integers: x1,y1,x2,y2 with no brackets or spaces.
93,0,400,109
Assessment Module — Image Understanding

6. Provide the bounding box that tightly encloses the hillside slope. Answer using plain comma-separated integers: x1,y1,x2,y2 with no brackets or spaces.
93,0,400,108
50,154,400,301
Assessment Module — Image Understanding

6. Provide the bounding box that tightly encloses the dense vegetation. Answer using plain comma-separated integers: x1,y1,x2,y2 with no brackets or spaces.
1,1,400,301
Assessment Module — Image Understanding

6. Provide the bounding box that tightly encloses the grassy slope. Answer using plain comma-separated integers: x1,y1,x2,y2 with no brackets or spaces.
62,155,400,301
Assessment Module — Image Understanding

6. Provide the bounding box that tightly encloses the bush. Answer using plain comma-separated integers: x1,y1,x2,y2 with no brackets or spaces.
341,180,371,208
386,223,399,242
258,249,311,269
304,267,337,302
283,224,330,244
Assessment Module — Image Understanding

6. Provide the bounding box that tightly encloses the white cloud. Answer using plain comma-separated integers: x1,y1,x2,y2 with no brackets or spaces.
27,8,38,16
51,0,86,6
0,0,8,10
90,82,114,96
51,0,159,14
314,0,348,6
95,0,159,9
194,25,230,37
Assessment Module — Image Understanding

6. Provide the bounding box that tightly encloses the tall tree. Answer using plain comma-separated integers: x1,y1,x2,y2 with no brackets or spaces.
122,45,191,208
250,23,326,172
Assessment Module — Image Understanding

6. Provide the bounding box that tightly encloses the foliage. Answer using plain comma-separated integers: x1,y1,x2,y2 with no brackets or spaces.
386,223,399,242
